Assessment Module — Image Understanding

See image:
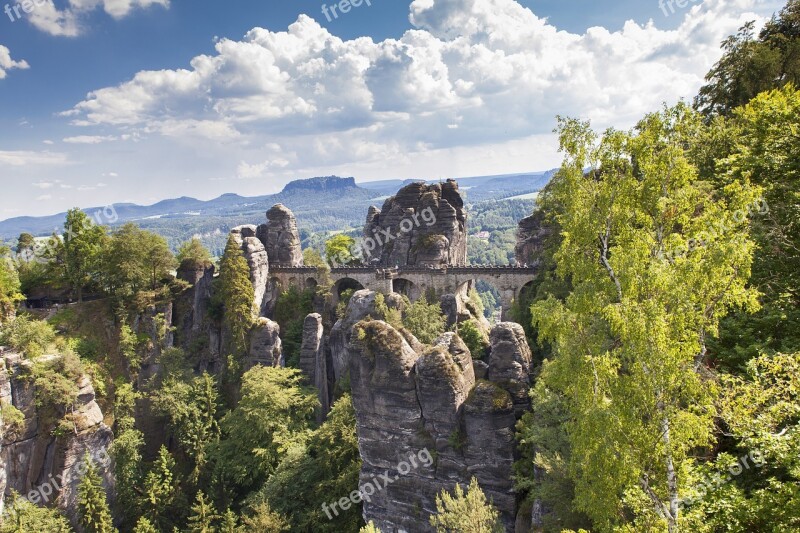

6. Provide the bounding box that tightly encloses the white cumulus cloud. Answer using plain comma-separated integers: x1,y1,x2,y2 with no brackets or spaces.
64,0,779,178
0,45,29,79
28,0,168,37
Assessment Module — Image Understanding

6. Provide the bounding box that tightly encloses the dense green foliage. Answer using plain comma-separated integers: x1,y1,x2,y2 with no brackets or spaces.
0,247,22,318
177,238,213,270
695,1,800,117
273,286,315,368
217,235,255,372
522,105,760,531
429,477,503,533
256,395,363,532
402,296,447,344
211,366,317,504
0,492,72,532
78,456,116,533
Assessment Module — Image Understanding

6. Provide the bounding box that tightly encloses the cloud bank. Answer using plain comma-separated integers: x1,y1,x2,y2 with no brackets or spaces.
63,0,777,177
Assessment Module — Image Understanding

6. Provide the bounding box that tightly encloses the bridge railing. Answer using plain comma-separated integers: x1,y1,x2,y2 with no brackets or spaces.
269,265,538,275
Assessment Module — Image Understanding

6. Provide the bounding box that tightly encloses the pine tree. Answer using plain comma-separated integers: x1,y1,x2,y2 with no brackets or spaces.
218,509,240,533
429,477,503,533
240,502,288,532
0,491,72,533
187,491,220,533
132,517,158,533
77,454,115,533
142,446,180,531
218,235,255,367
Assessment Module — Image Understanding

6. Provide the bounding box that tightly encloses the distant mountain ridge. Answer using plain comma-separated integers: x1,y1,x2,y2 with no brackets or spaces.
0,171,556,241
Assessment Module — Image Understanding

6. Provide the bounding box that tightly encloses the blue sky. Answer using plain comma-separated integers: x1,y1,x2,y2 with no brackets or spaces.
0,0,783,217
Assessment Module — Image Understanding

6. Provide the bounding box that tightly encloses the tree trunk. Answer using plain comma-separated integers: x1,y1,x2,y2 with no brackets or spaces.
661,413,679,532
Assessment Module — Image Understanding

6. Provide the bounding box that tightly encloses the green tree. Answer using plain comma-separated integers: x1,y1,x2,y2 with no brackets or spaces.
63,209,107,301
142,446,182,531
104,223,176,297
218,510,240,533
302,248,326,268
0,492,72,533
187,491,220,533
360,523,381,533
709,85,800,369
325,234,358,266
217,235,255,364
15,233,35,255
132,517,158,533
429,477,503,533
675,351,800,532
696,1,800,117
240,502,289,532
151,372,220,484
402,297,446,344
0,250,22,320
212,366,317,502
257,395,362,532
528,106,759,531
273,286,314,368
109,382,145,530
77,455,115,533
177,238,213,270
457,320,489,360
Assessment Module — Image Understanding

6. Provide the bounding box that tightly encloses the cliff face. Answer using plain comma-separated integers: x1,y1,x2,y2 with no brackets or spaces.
0,350,114,524
515,209,554,267
363,180,468,267
341,292,532,532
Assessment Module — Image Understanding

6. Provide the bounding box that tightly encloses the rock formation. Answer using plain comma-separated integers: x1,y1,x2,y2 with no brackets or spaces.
515,209,554,267
257,204,303,268
0,349,114,525
231,225,271,317
363,180,468,268
298,314,330,421
249,318,283,368
343,292,532,531
174,263,216,370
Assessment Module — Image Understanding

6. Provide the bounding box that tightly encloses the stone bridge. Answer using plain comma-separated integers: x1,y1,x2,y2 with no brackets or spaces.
269,265,538,319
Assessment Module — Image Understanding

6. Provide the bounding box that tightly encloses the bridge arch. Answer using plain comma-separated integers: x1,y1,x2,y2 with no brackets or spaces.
333,277,366,305
392,278,419,300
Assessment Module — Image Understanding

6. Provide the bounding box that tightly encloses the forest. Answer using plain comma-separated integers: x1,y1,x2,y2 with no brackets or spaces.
0,1,799,531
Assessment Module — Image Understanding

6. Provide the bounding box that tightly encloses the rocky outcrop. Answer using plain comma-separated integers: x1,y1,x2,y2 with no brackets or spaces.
0,350,114,525
257,204,303,268
231,225,271,317
487,323,533,418
174,263,216,370
249,318,283,368
363,180,467,267
299,314,330,421
345,293,532,532
515,209,554,267
328,290,405,385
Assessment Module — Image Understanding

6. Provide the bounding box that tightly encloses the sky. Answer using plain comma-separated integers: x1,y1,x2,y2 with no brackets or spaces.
0,0,785,218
